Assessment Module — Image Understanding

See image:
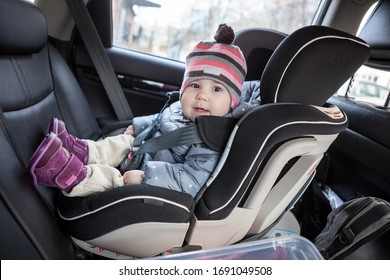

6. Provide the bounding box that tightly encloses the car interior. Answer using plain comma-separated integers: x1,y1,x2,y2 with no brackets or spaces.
0,0,389,260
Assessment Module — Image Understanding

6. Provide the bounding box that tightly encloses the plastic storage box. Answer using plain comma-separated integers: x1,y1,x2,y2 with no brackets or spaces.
156,235,323,260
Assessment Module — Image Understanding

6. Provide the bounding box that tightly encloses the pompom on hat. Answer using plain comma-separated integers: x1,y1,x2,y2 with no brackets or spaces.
180,24,247,109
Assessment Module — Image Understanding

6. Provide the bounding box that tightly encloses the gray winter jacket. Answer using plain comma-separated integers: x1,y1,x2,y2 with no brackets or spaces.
131,80,260,197
132,101,219,197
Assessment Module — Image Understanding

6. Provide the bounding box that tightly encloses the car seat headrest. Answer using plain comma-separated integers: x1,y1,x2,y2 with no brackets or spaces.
359,0,390,69
0,0,47,55
260,25,370,106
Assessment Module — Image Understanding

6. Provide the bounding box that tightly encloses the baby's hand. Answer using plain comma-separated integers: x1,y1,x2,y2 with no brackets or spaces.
123,170,144,185
124,125,134,136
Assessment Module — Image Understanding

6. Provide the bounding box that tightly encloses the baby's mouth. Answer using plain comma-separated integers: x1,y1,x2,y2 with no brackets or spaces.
194,107,209,114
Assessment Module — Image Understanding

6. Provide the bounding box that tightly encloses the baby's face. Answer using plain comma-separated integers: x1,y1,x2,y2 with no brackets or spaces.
181,79,231,122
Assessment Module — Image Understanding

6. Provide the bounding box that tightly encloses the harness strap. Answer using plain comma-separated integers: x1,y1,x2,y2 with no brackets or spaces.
136,123,202,154
120,116,237,173
136,116,237,155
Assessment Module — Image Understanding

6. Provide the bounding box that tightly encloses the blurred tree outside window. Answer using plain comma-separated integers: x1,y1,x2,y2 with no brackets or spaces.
112,0,320,61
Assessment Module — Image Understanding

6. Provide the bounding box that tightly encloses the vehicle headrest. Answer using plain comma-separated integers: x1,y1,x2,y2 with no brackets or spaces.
260,25,370,106
0,0,47,55
359,0,390,69
233,28,287,81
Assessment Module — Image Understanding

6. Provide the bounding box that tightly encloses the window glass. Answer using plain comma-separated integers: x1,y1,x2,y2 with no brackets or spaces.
112,0,320,61
343,66,390,107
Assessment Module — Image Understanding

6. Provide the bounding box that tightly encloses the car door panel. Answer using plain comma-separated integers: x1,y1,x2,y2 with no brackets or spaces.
73,45,184,121
326,96,390,199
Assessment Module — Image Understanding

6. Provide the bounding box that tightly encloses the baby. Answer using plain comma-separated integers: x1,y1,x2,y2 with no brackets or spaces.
28,23,247,197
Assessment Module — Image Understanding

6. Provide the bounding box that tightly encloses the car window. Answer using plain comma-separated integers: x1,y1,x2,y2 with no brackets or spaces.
347,70,390,106
112,0,320,62
337,1,390,109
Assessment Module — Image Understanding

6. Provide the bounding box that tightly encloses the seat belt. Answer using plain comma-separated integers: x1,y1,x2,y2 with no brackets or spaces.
65,0,133,121
136,124,203,154
119,116,237,172
137,115,237,155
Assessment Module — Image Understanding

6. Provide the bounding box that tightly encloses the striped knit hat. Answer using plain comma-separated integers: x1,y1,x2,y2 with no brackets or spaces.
180,24,247,109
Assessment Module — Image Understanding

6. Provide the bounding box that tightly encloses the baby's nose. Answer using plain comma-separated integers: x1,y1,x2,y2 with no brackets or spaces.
196,90,208,100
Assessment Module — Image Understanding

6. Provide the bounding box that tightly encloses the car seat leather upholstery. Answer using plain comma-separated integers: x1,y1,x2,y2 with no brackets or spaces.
0,0,77,259
0,0,370,259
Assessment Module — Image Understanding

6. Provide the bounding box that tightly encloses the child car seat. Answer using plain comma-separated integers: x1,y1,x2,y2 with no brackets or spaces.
0,0,369,259
58,26,369,258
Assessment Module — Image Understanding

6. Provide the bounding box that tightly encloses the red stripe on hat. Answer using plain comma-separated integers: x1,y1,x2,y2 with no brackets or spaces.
231,93,239,106
193,42,246,66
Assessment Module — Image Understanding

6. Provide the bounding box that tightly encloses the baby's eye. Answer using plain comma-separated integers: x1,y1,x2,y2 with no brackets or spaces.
190,83,200,88
212,86,223,92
